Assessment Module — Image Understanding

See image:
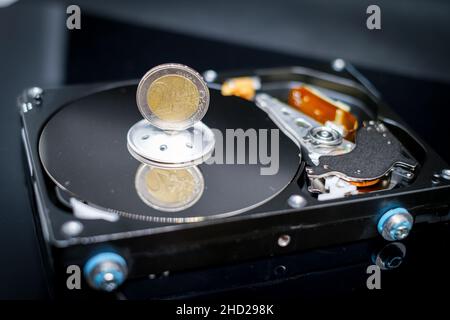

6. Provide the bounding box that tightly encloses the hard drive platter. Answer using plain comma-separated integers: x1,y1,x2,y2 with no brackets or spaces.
38,85,301,223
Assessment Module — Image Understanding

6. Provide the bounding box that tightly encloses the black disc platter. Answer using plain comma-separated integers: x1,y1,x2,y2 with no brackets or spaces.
39,85,300,223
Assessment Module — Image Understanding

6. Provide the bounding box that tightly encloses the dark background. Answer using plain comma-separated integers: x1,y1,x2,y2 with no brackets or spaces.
0,0,449,299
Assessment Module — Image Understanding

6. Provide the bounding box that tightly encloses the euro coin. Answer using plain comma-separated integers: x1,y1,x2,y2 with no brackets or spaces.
135,165,204,212
136,63,209,130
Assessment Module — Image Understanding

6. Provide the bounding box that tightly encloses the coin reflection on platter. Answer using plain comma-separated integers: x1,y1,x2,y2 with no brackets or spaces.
135,164,204,212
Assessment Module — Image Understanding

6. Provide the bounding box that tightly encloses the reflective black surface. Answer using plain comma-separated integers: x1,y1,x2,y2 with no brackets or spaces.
39,85,299,221
1,2,450,300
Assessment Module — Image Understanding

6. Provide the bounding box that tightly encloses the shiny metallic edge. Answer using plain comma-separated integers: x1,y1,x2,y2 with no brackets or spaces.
127,143,214,169
136,63,210,130
126,119,216,168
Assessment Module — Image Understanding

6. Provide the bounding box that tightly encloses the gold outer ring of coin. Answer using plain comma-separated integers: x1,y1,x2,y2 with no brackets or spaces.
136,63,210,131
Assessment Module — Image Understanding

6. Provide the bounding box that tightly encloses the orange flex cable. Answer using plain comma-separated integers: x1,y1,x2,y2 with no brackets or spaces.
221,77,260,101
288,86,358,140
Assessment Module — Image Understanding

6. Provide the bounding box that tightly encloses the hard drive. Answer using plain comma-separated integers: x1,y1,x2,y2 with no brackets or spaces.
19,62,450,293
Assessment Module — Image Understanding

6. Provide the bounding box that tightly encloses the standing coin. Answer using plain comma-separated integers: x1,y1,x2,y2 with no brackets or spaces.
136,63,210,131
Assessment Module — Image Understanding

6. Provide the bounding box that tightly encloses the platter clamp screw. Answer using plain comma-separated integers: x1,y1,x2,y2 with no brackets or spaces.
377,208,413,241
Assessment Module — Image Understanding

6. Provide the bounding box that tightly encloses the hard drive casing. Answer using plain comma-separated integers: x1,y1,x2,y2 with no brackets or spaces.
20,66,450,289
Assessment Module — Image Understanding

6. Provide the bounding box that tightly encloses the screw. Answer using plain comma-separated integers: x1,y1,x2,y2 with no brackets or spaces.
287,194,307,209
441,169,450,180
332,59,346,72
84,252,128,292
319,130,331,138
432,173,441,185
394,226,410,240
28,87,43,98
61,220,83,237
203,70,217,82
281,108,291,116
278,235,291,247
377,208,413,241
103,272,114,281
274,265,287,276
27,87,43,105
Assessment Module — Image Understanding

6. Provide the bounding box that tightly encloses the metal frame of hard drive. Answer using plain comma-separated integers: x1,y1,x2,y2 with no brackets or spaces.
19,65,450,288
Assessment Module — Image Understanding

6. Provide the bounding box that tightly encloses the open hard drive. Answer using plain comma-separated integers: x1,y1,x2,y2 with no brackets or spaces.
20,61,450,293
